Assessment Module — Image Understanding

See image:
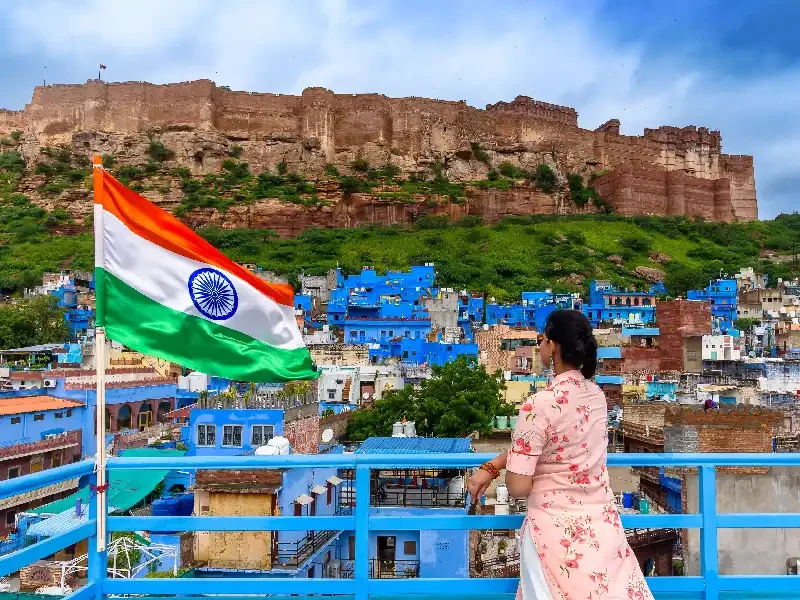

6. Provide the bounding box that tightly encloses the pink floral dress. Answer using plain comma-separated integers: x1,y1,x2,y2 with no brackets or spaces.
507,370,654,600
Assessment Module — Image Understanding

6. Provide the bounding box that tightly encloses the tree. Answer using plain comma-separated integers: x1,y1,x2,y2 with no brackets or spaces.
0,295,68,349
734,317,760,332
346,356,505,440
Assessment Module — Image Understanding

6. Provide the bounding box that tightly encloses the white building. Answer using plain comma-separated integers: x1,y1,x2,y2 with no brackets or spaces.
702,335,742,361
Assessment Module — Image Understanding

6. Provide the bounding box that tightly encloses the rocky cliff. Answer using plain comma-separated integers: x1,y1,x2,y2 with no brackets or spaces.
0,80,758,235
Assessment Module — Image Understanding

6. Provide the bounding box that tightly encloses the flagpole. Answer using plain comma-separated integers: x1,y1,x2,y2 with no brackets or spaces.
92,155,108,552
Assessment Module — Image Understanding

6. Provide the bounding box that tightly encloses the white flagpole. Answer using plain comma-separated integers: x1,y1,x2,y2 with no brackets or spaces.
92,155,108,552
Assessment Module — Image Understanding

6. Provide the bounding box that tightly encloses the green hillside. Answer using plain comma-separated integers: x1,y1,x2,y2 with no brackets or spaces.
1,147,798,299
1,210,799,300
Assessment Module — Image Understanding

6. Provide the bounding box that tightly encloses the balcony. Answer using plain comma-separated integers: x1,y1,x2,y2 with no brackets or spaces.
1,453,800,600
341,559,421,579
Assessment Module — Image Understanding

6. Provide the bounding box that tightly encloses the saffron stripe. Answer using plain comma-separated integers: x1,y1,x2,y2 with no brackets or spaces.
100,270,316,382
95,170,293,307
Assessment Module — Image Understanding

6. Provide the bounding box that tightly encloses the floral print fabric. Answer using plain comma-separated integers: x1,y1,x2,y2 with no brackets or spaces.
506,370,654,600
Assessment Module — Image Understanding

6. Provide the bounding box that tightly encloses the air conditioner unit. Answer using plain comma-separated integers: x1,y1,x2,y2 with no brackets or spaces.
43,379,57,388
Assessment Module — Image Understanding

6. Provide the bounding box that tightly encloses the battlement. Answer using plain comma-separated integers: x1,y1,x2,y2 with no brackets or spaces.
643,125,722,152
485,95,578,126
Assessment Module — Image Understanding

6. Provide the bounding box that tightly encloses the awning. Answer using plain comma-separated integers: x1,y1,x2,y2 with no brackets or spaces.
310,485,327,495
29,448,186,515
295,493,314,505
327,476,342,486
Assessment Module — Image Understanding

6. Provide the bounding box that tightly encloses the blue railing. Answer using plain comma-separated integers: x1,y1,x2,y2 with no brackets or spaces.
1,453,800,600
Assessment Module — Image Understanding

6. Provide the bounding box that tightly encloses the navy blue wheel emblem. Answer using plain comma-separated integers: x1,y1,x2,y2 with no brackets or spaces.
188,268,238,321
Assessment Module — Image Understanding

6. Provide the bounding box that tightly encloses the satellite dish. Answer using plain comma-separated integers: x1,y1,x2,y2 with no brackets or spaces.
321,428,334,444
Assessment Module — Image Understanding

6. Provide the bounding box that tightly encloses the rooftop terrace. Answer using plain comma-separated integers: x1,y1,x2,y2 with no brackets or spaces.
1,452,799,600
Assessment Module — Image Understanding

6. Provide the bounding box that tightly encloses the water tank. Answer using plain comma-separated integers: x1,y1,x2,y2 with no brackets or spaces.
188,372,209,392
178,493,194,516
495,484,509,504
177,376,190,391
403,421,416,438
255,445,278,456
267,436,291,455
447,476,465,506
392,422,404,437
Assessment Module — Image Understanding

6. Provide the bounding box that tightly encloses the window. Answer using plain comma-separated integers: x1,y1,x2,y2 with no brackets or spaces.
403,351,409,358
307,566,315,579
197,424,216,447
349,536,356,560
54,412,63,419
404,540,417,555
8,467,20,479
6,510,16,527
33,414,44,422
294,503,302,517
328,389,336,400
251,425,274,447
51,452,63,469
66,410,72,417
223,425,243,447
327,482,332,505
587,312,593,319
30,457,43,474
10,417,20,425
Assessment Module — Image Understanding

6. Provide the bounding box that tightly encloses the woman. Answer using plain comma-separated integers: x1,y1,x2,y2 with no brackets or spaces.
468,310,653,600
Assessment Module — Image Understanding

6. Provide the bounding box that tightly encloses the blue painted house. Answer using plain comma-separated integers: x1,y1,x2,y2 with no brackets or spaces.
328,266,436,344
582,280,664,327
187,403,346,579
486,291,576,331
188,408,285,457
458,295,484,341
687,279,737,333
368,338,478,367
336,437,470,579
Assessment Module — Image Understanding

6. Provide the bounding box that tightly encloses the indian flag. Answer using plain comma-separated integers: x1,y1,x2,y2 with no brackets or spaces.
92,156,316,382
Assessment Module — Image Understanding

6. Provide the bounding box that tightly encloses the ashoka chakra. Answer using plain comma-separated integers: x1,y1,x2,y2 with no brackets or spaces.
188,267,239,321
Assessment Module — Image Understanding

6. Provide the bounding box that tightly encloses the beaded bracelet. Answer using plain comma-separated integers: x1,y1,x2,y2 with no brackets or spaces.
479,461,501,480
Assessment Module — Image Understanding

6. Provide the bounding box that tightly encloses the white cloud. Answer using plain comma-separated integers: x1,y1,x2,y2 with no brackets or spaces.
4,0,797,217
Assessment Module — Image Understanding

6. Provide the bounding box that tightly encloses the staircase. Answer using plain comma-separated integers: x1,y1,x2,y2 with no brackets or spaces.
342,378,352,403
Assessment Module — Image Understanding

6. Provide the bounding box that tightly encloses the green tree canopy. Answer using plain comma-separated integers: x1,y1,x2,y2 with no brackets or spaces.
0,294,68,350
346,356,505,440
734,317,761,332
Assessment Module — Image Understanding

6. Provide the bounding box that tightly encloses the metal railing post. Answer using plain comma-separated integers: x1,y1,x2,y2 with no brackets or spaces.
87,471,107,600
355,465,370,600
699,465,718,600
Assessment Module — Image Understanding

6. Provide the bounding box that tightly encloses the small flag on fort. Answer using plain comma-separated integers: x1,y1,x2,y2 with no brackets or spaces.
91,156,317,382
100,64,107,70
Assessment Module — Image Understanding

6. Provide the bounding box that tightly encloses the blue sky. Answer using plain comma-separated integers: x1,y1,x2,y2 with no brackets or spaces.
1,0,797,219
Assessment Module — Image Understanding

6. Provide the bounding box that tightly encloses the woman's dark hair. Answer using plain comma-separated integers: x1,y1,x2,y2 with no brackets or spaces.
543,309,598,379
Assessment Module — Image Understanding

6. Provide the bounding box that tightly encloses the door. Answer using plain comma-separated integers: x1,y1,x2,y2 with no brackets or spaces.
376,536,396,578
138,411,152,430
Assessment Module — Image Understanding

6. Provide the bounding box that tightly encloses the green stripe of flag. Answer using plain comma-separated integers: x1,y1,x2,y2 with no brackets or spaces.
98,269,317,382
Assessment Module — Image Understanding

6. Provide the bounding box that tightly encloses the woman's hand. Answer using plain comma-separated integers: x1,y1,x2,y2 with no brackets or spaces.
467,468,494,503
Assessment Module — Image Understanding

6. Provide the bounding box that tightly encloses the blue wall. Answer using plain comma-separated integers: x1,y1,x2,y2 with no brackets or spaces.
336,506,468,578
687,279,737,333
276,449,343,564
0,405,85,449
188,409,284,457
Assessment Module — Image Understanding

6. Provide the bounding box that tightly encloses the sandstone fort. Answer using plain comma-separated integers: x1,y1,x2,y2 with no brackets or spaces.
0,80,757,235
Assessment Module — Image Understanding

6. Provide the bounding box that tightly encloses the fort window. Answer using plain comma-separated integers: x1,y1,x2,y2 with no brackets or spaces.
193,151,204,168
